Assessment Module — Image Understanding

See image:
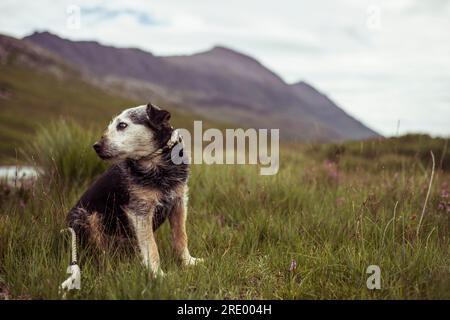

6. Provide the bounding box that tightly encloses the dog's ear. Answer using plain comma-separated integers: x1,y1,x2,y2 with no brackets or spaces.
146,102,171,127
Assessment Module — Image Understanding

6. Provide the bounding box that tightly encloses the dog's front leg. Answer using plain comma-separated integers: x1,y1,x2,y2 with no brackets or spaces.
169,197,203,266
126,211,164,277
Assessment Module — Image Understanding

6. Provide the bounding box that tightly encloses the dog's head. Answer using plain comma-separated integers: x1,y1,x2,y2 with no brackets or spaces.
93,103,172,161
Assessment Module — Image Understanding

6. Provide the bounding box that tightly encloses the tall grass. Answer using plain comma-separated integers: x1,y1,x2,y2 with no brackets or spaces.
308,134,450,173
23,120,106,187
0,123,449,299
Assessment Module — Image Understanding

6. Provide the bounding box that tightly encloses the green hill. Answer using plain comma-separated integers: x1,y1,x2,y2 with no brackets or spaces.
0,63,222,162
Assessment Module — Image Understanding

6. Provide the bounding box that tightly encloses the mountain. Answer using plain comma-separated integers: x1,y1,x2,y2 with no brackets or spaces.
290,81,377,140
0,34,220,161
23,31,378,141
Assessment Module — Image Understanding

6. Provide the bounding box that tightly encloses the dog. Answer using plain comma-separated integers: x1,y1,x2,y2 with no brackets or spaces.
67,102,202,277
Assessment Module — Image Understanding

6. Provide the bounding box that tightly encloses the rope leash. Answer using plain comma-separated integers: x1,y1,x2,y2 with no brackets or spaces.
60,227,81,291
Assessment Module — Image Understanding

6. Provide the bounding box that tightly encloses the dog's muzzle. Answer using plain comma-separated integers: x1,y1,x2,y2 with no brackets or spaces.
93,142,101,153
93,141,111,159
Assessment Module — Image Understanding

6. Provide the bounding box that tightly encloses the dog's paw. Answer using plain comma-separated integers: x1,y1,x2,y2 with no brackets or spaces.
183,256,204,266
152,268,166,278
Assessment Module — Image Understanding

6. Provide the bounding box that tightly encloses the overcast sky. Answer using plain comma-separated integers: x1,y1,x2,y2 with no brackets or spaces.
1,0,449,137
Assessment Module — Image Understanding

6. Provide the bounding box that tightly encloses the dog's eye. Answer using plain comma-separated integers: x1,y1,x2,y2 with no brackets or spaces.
117,122,128,130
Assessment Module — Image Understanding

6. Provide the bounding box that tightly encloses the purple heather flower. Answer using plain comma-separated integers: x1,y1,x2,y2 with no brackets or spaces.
289,259,297,272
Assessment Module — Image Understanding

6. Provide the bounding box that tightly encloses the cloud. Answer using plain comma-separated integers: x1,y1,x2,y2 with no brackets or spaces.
0,0,449,136
80,6,161,26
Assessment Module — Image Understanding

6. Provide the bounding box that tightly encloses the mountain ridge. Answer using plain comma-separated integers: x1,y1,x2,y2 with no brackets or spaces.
23,31,379,141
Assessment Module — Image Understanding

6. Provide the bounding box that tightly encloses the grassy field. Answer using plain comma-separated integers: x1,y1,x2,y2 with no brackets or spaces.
0,58,449,299
0,121,449,299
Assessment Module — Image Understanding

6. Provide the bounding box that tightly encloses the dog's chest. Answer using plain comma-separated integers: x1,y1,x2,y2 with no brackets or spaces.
128,184,176,209
155,189,179,212
153,190,177,222
125,181,186,231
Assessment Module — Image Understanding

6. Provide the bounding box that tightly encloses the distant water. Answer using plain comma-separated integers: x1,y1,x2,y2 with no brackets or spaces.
0,166,41,185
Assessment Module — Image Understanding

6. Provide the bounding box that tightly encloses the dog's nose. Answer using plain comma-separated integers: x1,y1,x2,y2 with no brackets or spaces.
93,142,101,152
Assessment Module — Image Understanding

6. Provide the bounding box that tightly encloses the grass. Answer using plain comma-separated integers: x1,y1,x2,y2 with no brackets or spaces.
23,120,108,187
0,64,130,160
0,122,449,299
308,134,450,172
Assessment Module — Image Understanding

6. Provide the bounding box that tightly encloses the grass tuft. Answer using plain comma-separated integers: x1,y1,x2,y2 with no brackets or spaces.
22,120,106,187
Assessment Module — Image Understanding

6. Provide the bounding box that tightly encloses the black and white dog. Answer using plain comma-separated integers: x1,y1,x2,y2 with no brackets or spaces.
67,103,201,277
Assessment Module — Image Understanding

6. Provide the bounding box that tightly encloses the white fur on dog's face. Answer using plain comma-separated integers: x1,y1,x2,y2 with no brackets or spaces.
97,105,158,161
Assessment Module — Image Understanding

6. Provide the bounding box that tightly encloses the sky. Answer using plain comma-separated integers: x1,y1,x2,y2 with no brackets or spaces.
0,0,449,137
